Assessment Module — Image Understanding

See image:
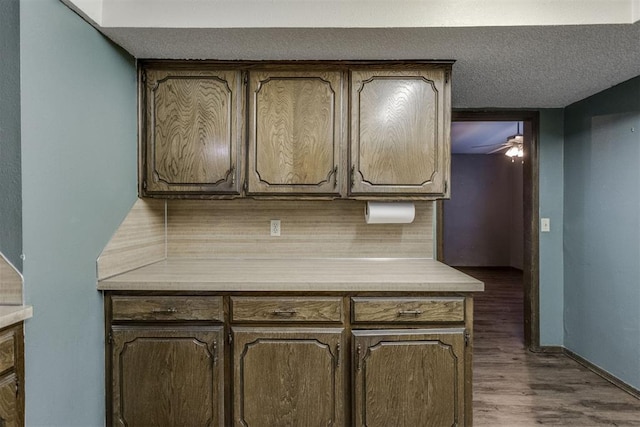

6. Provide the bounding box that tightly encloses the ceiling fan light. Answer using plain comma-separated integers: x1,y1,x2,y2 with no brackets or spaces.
505,146,520,157
517,146,524,157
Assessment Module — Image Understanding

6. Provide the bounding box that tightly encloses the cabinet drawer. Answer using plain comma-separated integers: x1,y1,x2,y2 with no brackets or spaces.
231,297,343,323
0,330,15,374
111,296,224,321
351,297,464,323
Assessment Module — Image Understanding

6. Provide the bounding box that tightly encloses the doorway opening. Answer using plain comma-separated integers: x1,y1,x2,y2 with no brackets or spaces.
437,111,540,350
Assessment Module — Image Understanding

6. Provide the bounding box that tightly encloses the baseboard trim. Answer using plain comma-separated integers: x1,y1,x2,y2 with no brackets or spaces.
561,348,640,400
531,345,564,354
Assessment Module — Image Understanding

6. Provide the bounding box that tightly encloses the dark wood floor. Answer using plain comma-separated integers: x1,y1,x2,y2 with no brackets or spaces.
459,267,640,426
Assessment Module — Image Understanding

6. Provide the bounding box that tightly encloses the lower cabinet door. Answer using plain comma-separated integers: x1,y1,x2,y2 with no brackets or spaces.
353,329,466,427
111,325,224,427
233,327,345,427
0,373,19,427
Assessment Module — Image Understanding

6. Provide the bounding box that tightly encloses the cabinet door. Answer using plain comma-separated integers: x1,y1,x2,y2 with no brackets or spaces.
247,70,344,196
350,67,451,197
0,373,18,427
353,329,465,427
233,327,345,426
111,326,224,427
142,67,243,196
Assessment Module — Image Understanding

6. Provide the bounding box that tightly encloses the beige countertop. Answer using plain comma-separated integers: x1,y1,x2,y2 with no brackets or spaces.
0,305,33,329
98,258,484,292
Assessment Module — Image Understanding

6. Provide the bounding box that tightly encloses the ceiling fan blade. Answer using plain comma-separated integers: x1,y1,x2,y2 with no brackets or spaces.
488,145,509,154
471,142,505,148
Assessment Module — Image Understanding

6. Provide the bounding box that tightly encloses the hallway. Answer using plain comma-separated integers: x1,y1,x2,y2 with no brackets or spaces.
462,267,640,426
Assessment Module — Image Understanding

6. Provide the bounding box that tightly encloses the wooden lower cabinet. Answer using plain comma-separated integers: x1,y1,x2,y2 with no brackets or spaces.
353,329,466,427
232,327,345,427
0,373,19,426
0,324,24,427
105,294,473,426
110,326,224,426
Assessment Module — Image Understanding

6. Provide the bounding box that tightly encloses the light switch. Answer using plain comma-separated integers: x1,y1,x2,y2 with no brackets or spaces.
541,218,550,232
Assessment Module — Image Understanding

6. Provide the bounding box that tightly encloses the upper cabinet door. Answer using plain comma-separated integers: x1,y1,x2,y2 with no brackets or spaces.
142,67,243,196
247,70,345,197
350,67,451,198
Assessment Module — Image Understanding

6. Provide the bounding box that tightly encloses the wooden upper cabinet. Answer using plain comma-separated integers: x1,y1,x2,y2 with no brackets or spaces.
350,67,451,197
138,62,452,199
142,66,243,196
247,69,344,196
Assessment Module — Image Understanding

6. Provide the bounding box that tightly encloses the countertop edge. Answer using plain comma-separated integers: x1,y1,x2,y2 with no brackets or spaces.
97,258,484,293
0,305,33,330
98,281,484,292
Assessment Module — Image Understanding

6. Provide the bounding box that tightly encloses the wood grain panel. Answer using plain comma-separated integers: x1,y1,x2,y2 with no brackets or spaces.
0,373,18,427
0,253,22,305
352,297,464,323
0,323,23,427
111,295,223,322
248,70,344,196
167,199,433,259
231,297,342,323
353,329,465,427
97,198,166,280
233,327,345,427
143,67,243,195
350,67,450,196
0,331,15,375
111,326,224,426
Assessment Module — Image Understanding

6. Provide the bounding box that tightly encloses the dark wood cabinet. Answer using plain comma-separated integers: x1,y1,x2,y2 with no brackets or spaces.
105,292,473,426
0,373,19,426
110,326,224,426
352,329,466,427
139,61,452,200
349,67,450,197
232,327,345,426
247,69,345,197
0,323,24,427
141,66,244,196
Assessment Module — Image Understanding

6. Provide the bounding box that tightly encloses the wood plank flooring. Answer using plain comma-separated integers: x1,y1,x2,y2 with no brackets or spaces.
459,267,640,426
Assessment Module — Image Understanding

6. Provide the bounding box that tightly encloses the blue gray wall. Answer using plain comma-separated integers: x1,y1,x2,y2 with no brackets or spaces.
564,76,640,389
20,0,137,424
0,0,22,271
538,109,565,346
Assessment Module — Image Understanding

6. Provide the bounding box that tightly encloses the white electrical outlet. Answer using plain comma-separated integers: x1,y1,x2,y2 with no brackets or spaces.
270,219,281,236
541,218,551,232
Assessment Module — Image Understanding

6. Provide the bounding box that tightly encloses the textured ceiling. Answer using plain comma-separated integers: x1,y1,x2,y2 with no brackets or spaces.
97,23,640,108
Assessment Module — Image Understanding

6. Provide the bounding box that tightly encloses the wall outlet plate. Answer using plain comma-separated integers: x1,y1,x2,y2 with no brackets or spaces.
541,218,550,232
270,219,281,236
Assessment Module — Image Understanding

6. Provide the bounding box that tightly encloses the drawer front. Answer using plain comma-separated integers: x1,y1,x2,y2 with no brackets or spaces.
0,330,15,374
351,297,465,323
111,296,224,321
231,297,343,323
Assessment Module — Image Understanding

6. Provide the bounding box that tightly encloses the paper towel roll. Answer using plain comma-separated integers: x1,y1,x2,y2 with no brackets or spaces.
365,202,415,224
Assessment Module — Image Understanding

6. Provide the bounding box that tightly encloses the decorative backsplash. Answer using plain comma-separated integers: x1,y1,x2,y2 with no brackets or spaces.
98,198,434,279
0,252,23,305
167,200,434,259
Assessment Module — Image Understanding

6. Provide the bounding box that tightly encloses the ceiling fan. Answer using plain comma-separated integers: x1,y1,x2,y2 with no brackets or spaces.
473,122,524,159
